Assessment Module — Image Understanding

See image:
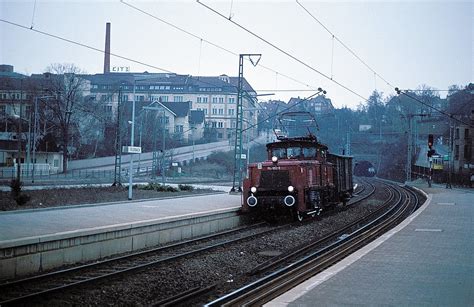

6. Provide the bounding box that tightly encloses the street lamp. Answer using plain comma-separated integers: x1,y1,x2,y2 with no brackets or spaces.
127,80,137,200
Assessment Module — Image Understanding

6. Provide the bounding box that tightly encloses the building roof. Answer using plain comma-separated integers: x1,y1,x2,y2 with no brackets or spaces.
82,72,256,94
189,110,205,124
161,101,190,117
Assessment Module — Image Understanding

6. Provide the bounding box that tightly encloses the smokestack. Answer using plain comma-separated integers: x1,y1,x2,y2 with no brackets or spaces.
103,22,111,74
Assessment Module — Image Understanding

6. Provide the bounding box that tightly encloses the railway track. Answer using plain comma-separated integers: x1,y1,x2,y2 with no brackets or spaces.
0,179,421,306
0,222,289,305
205,182,420,306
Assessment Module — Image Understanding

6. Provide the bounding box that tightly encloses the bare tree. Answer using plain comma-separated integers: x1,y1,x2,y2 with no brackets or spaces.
41,63,88,173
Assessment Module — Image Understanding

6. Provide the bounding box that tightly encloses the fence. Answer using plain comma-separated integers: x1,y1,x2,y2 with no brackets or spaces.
0,168,117,182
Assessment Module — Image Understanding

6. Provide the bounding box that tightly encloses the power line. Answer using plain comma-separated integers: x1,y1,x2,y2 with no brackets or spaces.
256,89,325,92
296,0,394,89
243,89,325,132
197,0,368,102
120,0,317,91
0,17,316,122
0,18,174,74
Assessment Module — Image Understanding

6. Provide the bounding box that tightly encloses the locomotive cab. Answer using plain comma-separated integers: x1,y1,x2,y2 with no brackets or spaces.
242,137,342,221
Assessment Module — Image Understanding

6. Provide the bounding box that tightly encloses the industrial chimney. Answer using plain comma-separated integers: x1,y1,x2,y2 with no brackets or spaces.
103,22,111,74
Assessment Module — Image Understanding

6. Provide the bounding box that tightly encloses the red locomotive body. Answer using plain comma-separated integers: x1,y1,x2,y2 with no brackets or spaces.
242,136,353,221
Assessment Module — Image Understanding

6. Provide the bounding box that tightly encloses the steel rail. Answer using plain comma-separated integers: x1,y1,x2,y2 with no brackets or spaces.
0,222,290,305
248,182,392,275
206,182,419,306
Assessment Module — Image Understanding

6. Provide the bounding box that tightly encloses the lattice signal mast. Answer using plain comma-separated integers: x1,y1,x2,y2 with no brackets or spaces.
231,54,261,192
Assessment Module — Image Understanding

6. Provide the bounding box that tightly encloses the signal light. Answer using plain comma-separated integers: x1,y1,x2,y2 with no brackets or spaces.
428,134,434,148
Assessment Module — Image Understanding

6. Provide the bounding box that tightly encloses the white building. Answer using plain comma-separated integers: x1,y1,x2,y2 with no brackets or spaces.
82,72,258,143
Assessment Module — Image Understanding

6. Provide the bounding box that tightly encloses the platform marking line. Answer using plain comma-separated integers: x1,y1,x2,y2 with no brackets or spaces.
265,191,433,307
437,202,455,206
415,228,443,232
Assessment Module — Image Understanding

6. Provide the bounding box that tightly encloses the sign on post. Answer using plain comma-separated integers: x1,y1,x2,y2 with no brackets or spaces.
122,146,142,154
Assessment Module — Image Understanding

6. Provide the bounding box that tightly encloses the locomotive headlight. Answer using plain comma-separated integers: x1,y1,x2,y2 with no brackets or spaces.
251,186,257,193
272,156,278,163
288,185,294,192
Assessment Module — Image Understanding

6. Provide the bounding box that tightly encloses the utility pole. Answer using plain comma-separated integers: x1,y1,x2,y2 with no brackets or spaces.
231,53,261,193
32,97,38,183
405,113,429,184
406,116,412,183
128,81,137,200
161,111,166,186
113,87,122,186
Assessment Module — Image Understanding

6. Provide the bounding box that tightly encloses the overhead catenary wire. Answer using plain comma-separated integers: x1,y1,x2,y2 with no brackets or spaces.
0,17,278,122
242,89,325,133
296,0,395,89
0,19,175,74
120,0,317,91
197,0,368,102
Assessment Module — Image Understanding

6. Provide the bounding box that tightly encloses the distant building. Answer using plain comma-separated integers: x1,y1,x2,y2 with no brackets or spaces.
447,85,474,174
0,65,64,175
287,95,334,114
81,72,258,142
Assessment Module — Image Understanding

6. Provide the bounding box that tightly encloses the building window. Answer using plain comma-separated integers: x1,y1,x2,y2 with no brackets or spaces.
92,84,98,89
231,121,236,128
122,95,129,102
465,129,469,139
53,159,59,168
218,108,224,115
464,145,471,161
212,97,218,103
454,145,459,160
218,122,224,128
175,125,184,133
228,109,235,116
0,104,5,115
174,96,184,102
212,108,217,115
197,97,208,103
211,121,217,128
229,97,235,104
455,128,459,139
159,96,169,102
204,109,208,115
218,97,224,103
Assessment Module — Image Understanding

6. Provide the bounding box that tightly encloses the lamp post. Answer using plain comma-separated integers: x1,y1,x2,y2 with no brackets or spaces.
128,80,137,200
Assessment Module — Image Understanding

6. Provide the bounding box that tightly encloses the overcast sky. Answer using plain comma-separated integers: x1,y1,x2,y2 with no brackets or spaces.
1,0,472,108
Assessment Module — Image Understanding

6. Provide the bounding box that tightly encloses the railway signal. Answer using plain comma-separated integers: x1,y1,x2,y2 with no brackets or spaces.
427,134,435,157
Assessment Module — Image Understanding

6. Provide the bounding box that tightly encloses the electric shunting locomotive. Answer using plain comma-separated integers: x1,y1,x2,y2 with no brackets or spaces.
242,112,353,221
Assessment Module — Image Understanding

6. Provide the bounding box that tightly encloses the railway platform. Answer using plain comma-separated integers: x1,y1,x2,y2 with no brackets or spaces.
268,185,474,306
0,186,241,280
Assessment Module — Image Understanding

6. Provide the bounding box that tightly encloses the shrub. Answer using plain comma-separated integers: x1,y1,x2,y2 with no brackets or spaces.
10,179,30,206
178,184,194,191
156,185,178,192
139,182,179,192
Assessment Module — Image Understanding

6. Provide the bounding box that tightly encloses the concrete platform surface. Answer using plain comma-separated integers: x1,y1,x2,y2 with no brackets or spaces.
0,191,240,242
268,186,474,306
